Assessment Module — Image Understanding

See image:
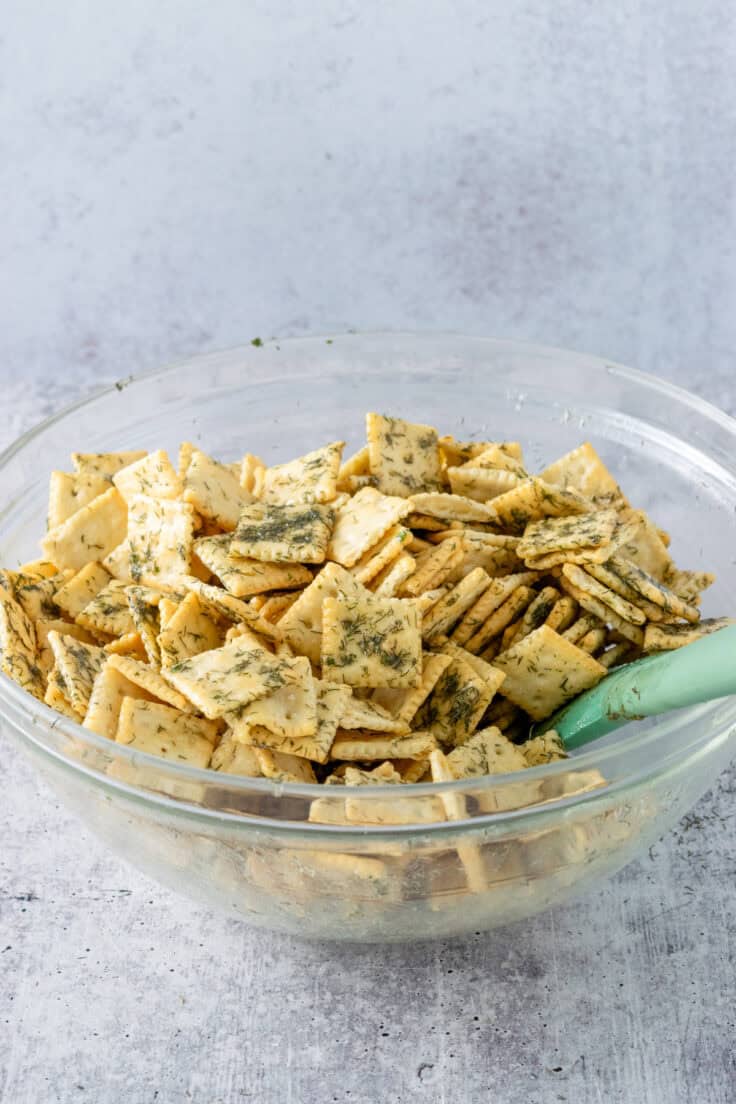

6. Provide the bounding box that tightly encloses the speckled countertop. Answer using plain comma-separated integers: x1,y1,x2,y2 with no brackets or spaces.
2,4,736,1102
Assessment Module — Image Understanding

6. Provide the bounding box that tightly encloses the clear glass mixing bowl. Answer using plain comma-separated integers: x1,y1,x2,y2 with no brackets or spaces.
2,334,735,942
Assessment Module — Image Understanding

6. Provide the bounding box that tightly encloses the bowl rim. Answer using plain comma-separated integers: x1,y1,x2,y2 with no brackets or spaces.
3,330,736,832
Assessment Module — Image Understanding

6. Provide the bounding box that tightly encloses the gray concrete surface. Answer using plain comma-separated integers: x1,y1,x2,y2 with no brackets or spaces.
1,4,735,1102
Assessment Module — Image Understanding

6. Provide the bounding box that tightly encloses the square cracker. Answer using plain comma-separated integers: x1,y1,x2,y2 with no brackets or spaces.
76,580,136,637
446,726,527,778
614,509,673,580
349,525,411,585
226,655,317,741
365,413,442,496
0,571,60,623
54,562,111,619
83,662,155,739
181,577,281,639
424,655,504,748
370,551,416,597
113,449,183,502
278,562,365,664
338,695,410,734
35,618,95,675
561,564,646,626
493,624,606,721
607,555,699,623
517,509,619,560
521,730,568,766
41,487,128,572
182,446,253,531
488,478,591,533
254,748,317,783
71,451,146,480
164,638,302,719
231,503,334,564
541,442,624,503
330,730,436,761
260,440,345,505
371,651,452,725
47,631,107,714
321,591,422,688
126,494,195,585
643,618,732,652
336,445,370,491
116,697,217,768
104,632,148,661
106,653,193,711
0,588,45,701
125,586,162,665
157,591,225,670
232,679,351,764
239,452,267,497
44,673,83,721
48,470,110,529
408,492,495,524
401,535,466,598
210,730,264,776
450,571,538,646
558,575,644,646
194,534,311,596
327,486,412,567
420,567,492,641
447,466,520,503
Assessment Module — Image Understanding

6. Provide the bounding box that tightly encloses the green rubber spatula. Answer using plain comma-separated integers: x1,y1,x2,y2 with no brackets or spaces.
541,624,736,751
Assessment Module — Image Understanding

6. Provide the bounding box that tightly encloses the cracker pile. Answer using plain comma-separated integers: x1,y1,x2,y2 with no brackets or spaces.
0,419,726,793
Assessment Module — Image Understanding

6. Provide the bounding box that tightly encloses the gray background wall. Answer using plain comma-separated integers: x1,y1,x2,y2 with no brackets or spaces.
2,1,735,402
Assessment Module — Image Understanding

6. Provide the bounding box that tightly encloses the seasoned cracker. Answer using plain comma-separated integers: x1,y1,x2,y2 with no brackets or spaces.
366,413,442,496
260,440,345,505
336,445,370,491
521,729,567,766
464,585,536,655
350,525,412,585
240,452,267,496
327,486,412,567
584,561,668,622
575,627,607,655
104,632,148,661
424,655,504,748
607,555,699,623
72,451,146,480
35,618,94,675
321,590,422,688
446,726,527,779
370,551,416,597
47,631,107,714
181,577,280,637
447,466,520,503
541,442,624,502
421,567,492,641
195,533,312,596
44,674,83,721
277,562,363,664
54,561,111,619
182,446,254,530
83,662,155,739
210,730,264,776
643,618,733,652
254,747,317,783
0,570,59,622
506,586,560,647
338,695,410,734
231,502,334,564
408,491,495,524
76,580,136,637
330,730,436,760
47,470,110,529
157,592,225,670
41,486,128,572
113,449,182,502
235,679,351,763
116,697,217,768
125,494,195,584
106,653,193,711
401,535,465,597
450,571,538,645
615,509,673,580
227,655,316,741
371,651,452,725
125,586,162,665
488,478,591,533
164,638,301,719
561,563,646,625
559,576,645,647
493,625,606,721
663,568,715,605
518,509,619,564
544,595,579,634
0,588,45,701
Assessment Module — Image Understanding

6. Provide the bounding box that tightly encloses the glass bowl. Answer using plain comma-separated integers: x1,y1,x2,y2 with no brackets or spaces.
2,333,736,943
